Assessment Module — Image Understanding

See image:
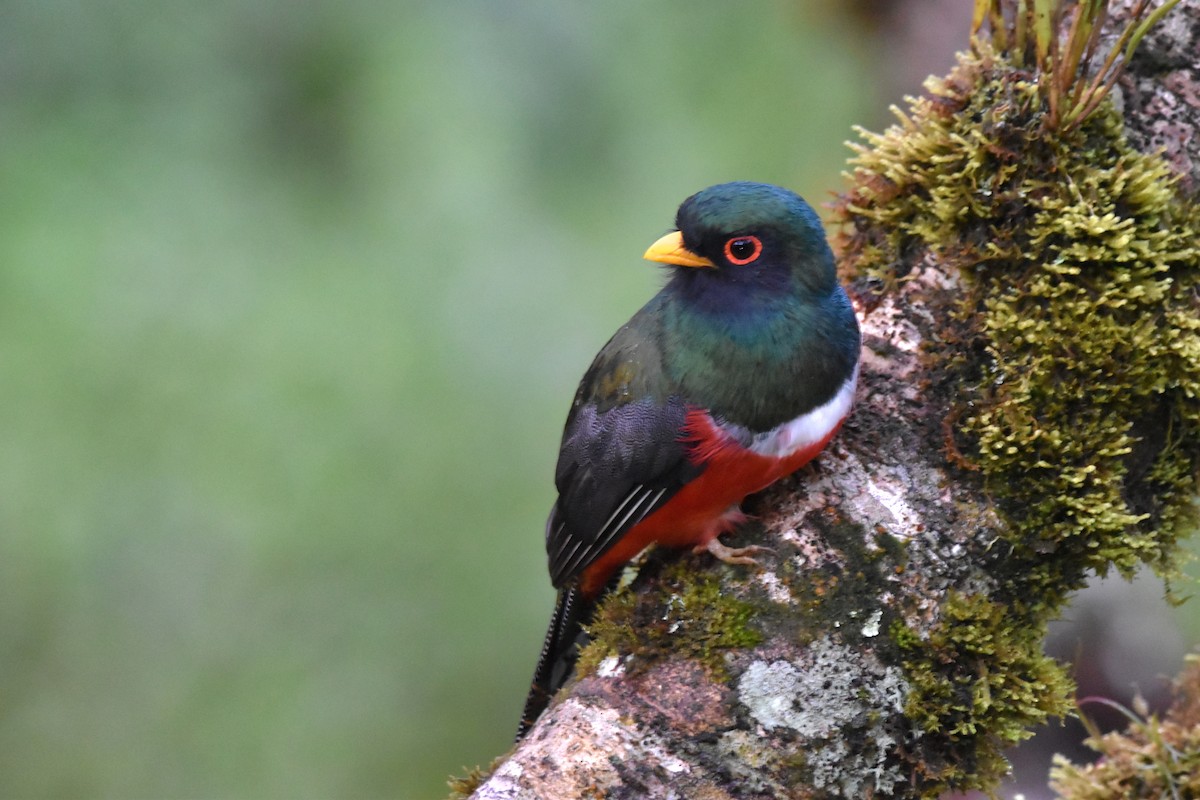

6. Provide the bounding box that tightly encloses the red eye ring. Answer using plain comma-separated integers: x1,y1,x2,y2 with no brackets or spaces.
724,235,762,265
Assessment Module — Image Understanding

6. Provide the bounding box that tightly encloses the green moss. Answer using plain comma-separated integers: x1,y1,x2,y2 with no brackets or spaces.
888,618,922,651
576,560,763,679
446,757,502,800
893,592,1073,794
836,43,1200,599
834,38,1200,797
1050,655,1200,800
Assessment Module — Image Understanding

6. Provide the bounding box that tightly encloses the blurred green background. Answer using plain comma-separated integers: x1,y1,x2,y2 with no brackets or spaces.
1,2,1194,798
0,2,876,796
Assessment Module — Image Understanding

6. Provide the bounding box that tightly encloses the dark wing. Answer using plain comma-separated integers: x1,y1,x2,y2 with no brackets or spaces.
544,309,704,588
545,396,702,586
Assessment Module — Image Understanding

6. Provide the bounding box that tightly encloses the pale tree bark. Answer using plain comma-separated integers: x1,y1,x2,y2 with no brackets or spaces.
469,3,1200,798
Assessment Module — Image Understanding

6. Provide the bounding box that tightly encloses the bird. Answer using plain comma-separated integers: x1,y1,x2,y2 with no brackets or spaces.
516,181,861,739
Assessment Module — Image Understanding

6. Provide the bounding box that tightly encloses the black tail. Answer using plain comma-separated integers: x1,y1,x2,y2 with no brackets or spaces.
516,585,601,740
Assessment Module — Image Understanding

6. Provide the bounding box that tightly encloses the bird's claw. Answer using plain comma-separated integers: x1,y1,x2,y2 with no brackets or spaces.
696,537,775,567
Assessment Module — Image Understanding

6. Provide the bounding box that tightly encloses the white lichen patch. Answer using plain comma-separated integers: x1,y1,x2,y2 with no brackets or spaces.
807,733,902,796
865,468,922,538
736,637,909,796
803,446,929,547
806,729,902,796
737,660,810,733
861,609,883,638
596,655,624,678
738,638,907,735
715,730,792,797
756,570,793,604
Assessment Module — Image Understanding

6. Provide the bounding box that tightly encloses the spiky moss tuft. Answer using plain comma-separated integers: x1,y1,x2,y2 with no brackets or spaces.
1050,654,1200,800
575,560,762,680
446,756,505,800
835,41,1200,797
836,43,1200,597
890,593,1074,793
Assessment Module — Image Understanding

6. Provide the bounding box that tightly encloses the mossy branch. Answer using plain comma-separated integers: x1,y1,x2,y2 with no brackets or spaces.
973,0,1185,130
462,2,1200,798
1051,654,1200,799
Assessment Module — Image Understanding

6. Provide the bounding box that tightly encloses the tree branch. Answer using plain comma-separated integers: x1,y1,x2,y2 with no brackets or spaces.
467,2,1200,797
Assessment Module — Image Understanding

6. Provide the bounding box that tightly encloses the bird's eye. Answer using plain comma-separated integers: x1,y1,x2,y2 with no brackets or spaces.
724,236,762,265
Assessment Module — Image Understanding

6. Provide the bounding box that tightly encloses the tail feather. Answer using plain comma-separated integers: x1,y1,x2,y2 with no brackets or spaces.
516,583,606,740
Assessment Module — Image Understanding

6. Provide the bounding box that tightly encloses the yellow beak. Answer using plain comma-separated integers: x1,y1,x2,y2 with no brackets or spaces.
642,231,715,269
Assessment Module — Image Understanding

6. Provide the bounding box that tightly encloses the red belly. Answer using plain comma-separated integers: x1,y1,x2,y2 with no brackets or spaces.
578,410,844,596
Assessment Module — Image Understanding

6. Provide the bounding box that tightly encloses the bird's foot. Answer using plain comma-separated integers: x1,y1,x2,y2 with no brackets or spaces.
696,536,774,567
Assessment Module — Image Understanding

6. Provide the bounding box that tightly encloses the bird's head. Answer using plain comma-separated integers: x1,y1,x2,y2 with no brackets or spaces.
644,182,837,306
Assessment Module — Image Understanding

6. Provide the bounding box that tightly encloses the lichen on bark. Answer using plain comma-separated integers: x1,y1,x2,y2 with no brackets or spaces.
836,45,1200,597
830,35,1200,795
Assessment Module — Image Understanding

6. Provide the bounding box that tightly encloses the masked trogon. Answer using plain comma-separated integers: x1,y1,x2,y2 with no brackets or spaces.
517,181,861,738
